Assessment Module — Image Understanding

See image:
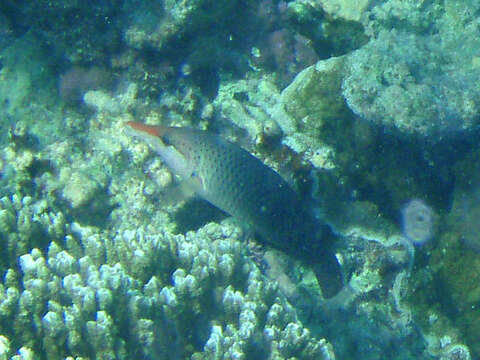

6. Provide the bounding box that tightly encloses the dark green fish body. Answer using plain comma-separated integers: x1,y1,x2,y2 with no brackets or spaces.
125,122,343,297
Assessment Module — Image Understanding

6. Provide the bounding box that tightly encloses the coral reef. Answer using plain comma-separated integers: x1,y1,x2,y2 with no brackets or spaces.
123,0,238,52
0,34,56,121
401,199,435,245
0,0,123,64
409,147,480,358
318,0,370,22
341,1,480,139
59,67,113,103
1,0,480,359
0,195,66,275
0,210,334,359
342,30,480,139
283,0,480,140
0,68,336,359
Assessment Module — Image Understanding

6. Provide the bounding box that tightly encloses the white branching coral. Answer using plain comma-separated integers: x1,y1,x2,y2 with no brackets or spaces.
0,218,333,359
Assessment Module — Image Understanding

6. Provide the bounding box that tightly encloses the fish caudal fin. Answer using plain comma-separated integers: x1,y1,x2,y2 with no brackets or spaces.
312,250,344,298
308,224,344,298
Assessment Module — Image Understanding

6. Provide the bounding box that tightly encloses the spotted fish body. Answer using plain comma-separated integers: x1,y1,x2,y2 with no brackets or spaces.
125,122,343,297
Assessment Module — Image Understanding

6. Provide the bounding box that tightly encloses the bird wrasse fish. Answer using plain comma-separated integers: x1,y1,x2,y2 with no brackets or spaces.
125,121,343,298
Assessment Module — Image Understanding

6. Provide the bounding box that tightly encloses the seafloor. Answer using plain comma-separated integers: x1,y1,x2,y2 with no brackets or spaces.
0,0,479,359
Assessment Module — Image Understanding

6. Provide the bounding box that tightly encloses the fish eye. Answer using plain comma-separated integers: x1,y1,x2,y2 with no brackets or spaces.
161,134,172,146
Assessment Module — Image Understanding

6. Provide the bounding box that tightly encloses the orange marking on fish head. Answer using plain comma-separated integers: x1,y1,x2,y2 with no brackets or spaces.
125,121,164,137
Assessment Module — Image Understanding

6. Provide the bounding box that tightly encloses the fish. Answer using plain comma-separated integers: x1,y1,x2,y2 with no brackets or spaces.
125,121,343,298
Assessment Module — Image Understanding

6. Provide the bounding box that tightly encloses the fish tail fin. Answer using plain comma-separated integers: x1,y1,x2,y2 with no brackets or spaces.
312,249,344,298
311,224,344,298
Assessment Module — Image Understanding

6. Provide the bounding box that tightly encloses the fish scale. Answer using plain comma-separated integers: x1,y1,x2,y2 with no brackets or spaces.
125,121,343,297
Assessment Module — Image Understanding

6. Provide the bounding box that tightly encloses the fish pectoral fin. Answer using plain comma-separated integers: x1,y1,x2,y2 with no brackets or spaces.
147,178,197,207
186,171,207,195
175,179,197,200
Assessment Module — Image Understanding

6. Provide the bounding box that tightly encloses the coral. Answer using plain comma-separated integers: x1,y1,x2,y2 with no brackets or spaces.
318,0,371,22
252,29,319,87
2,1,479,359
0,34,55,120
83,83,138,114
0,219,334,359
341,1,480,139
123,0,237,51
214,63,344,170
246,0,321,87
59,67,112,103
280,56,347,137
214,78,283,147
364,0,444,36
122,0,321,93
60,169,102,209
287,0,368,56
0,195,66,275
303,0,480,140
401,199,435,245
2,0,122,64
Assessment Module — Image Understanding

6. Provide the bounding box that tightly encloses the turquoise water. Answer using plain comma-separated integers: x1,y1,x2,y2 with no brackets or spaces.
0,1,478,359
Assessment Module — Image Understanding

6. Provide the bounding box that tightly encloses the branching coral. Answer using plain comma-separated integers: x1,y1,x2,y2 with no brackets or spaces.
0,208,334,359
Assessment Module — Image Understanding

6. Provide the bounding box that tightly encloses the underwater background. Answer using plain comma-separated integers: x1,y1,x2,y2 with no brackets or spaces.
0,0,479,359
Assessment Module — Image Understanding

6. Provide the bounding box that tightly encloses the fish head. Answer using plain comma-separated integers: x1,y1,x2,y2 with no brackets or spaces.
125,122,195,178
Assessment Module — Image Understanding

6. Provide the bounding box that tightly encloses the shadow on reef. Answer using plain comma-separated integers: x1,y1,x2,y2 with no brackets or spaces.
173,198,228,235
354,131,457,217
320,117,480,231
